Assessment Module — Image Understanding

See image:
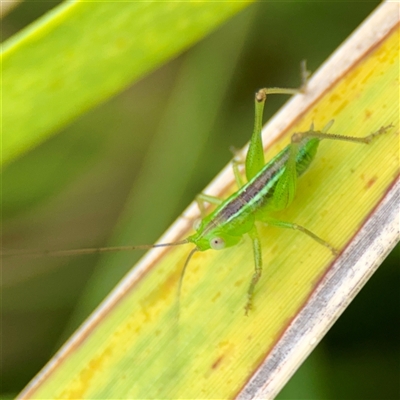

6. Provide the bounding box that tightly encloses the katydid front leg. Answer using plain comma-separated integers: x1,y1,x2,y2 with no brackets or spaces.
245,226,263,315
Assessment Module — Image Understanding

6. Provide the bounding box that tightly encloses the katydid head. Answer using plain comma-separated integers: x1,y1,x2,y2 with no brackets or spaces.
176,220,241,318
186,217,241,252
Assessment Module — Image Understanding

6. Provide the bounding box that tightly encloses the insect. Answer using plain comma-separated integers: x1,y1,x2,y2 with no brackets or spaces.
6,67,392,315
179,113,392,314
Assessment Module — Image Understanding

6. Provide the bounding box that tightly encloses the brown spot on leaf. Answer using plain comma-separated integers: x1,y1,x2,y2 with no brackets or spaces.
211,355,224,370
366,176,378,189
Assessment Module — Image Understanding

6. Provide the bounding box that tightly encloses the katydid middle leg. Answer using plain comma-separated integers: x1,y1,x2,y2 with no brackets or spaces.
195,193,222,218
262,217,338,255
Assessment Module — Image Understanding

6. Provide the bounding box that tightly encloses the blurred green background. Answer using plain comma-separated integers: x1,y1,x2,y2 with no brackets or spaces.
2,2,399,399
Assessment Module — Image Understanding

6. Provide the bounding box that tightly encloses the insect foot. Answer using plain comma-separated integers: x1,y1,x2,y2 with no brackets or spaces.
245,298,253,316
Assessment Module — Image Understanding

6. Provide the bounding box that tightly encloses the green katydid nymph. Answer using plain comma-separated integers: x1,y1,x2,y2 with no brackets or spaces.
5,65,392,315
179,112,392,314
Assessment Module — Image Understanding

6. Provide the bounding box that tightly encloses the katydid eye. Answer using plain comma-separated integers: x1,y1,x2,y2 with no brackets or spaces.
210,237,225,250
193,218,201,231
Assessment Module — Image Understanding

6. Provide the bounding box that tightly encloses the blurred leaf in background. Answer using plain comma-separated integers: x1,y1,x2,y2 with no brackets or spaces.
1,1,398,399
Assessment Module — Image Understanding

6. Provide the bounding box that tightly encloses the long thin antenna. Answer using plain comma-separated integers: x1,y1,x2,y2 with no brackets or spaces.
1,239,189,258
176,247,198,322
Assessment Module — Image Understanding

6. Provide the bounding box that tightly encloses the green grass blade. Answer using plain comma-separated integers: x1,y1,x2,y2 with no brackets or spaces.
2,1,250,165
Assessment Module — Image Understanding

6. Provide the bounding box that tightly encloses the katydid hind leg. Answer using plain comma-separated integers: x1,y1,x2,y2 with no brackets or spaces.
292,124,393,146
270,139,300,212
269,119,337,212
245,63,308,182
